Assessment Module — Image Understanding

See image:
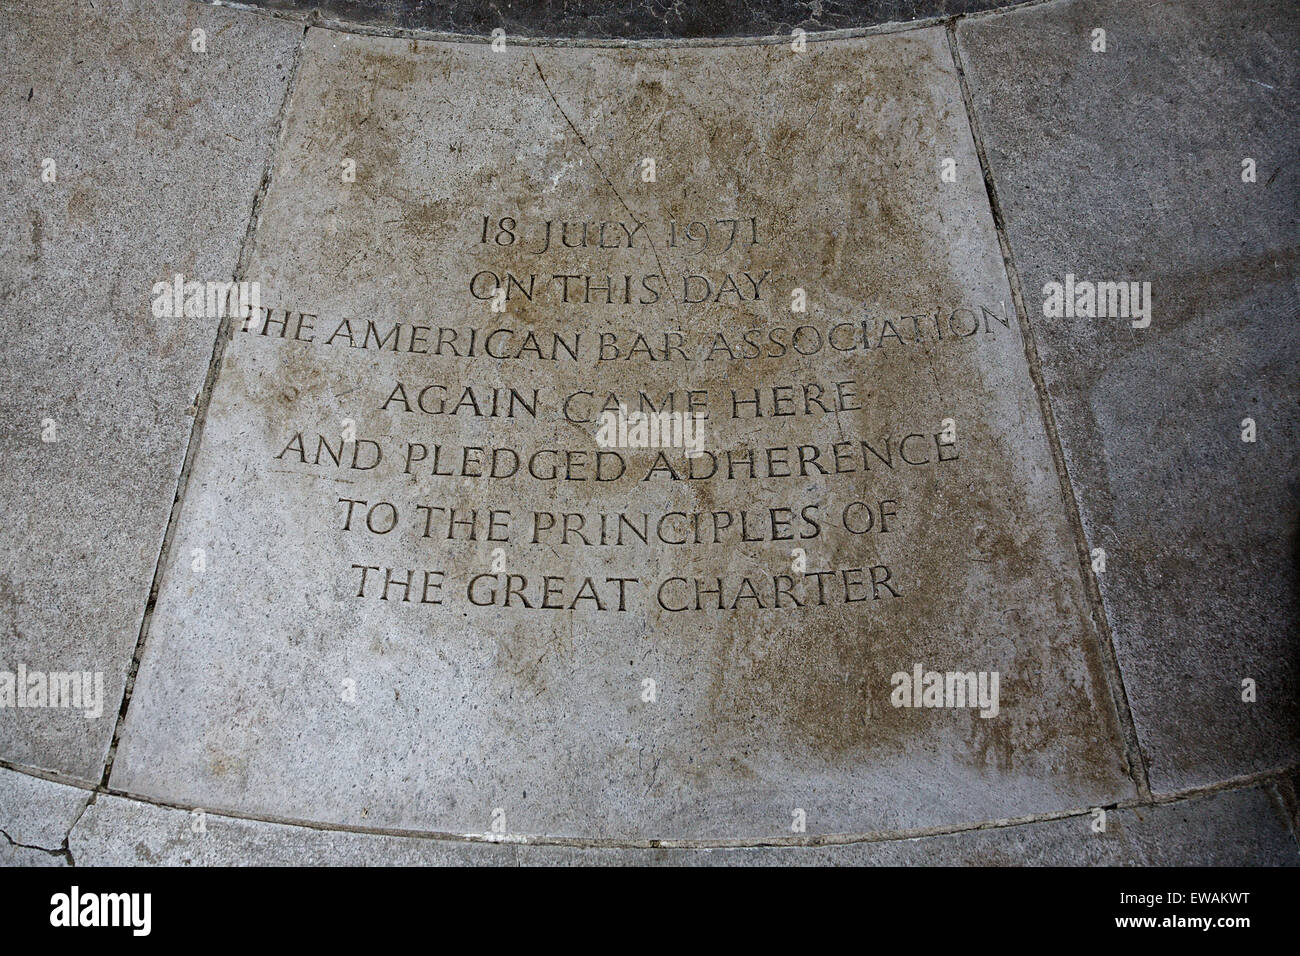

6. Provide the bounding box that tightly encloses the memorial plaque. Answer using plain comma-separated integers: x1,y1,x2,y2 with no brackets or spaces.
111,28,1135,837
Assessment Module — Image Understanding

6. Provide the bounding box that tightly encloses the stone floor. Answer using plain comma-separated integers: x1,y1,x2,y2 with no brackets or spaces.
0,0,1296,865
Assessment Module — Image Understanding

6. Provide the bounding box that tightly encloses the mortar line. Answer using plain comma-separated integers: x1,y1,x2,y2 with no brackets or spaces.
94,19,312,791
531,57,684,328
194,0,1067,49
8,755,1294,852
944,23,1152,800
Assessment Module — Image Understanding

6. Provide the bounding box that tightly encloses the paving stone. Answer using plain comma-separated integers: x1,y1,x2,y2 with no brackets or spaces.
0,766,90,865
0,0,303,779
69,793,514,866
65,783,1297,865
956,0,1300,791
109,25,1135,838
520,784,1298,864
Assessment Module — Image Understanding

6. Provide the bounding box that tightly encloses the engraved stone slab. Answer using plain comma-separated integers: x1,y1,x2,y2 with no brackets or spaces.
0,0,301,780
111,27,1135,838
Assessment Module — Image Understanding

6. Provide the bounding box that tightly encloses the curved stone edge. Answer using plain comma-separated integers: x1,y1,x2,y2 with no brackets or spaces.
203,0,1043,46
3,766,1297,865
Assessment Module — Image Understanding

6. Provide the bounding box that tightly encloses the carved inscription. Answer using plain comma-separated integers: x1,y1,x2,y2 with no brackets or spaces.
239,213,1008,616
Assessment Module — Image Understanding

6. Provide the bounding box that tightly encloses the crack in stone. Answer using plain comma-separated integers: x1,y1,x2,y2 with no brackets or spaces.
68,763,1300,853
3,761,1296,858
95,16,313,793
531,55,685,326
61,791,97,868
0,825,65,858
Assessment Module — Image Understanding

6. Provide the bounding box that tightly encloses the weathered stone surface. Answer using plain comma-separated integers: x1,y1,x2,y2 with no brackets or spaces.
234,0,1022,40
0,766,89,865
956,0,1300,791
518,785,1298,864
0,0,302,779
110,26,1134,839
0,844,63,867
1284,771,1300,835
65,784,1297,865
69,793,513,866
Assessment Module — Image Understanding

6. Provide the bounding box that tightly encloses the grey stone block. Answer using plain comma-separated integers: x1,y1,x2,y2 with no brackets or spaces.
0,0,302,779
956,0,1300,790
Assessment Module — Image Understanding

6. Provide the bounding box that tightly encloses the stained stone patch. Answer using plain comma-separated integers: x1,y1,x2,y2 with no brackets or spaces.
110,26,1134,839
956,0,1300,791
0,0,302,780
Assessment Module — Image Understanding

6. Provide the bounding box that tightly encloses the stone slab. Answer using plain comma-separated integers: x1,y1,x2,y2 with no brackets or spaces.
111,26,1134,839
65,784,1297,865
956,0,1300,790
518,785,1298,864
0,766,90,865
0,0,302,779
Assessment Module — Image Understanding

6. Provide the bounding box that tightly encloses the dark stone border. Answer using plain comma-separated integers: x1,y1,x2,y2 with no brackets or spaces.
234,0,1027,39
